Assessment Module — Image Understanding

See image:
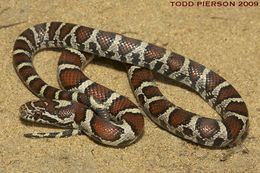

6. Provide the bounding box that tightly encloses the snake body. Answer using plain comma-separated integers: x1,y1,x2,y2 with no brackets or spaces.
13,22,248,147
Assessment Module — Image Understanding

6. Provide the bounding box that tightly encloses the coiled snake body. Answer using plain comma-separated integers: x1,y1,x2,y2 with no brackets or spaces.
13,22,248,147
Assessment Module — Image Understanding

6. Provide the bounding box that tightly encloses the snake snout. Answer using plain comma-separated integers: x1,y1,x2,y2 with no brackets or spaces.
19,104,28,117
19,102,39,120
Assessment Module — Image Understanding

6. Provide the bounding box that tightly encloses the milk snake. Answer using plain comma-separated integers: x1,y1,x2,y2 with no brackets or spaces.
13,22,248,147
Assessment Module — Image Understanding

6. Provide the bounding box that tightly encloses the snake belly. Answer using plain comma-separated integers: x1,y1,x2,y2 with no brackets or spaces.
13,22,248,147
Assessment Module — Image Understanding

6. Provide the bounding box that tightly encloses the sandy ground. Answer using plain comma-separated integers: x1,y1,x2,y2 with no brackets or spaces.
0,0,259,172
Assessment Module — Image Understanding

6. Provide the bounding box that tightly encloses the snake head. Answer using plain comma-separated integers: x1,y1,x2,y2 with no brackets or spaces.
19,99,77,127
20,100,52,124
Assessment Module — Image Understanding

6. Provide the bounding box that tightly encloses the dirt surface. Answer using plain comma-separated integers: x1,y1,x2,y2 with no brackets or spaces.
0,0,259,172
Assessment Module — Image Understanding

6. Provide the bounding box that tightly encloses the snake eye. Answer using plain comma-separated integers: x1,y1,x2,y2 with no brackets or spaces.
33,111,42,118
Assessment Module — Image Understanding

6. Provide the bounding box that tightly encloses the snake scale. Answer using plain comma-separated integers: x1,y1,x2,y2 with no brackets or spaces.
13,22,248,147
